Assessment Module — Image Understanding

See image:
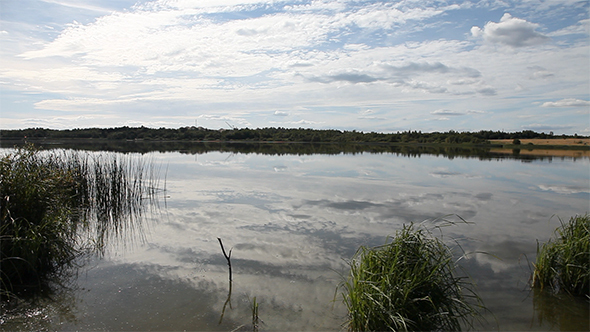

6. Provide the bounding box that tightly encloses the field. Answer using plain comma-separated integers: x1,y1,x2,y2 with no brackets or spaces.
489,138,590,146
489,138,590,158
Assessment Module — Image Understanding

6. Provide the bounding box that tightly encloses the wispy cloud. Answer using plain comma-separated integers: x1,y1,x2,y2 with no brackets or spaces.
541,99,590,107
549,18,590,37
39,0,116,14
1,0,588,132
431,109,465,116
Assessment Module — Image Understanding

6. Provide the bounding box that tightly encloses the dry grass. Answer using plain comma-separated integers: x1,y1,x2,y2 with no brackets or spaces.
490,138,590,146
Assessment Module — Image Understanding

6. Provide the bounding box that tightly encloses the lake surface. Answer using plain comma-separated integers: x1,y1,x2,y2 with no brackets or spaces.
1,143,589,331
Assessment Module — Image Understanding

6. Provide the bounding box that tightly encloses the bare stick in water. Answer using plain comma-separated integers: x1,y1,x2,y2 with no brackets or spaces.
218,277,233,325
217,237,232,281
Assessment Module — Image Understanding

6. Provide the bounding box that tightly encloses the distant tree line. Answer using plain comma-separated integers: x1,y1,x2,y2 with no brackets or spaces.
0,127,583,144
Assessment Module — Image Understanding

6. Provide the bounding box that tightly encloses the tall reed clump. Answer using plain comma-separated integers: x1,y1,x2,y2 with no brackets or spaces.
532,214,589,297
88,152,161,252
0,144,161,299
341,223,483,332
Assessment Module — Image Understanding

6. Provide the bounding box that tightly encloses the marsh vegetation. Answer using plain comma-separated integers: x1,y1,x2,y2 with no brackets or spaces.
532,214,589,297
340,222,484,331
0,144,163,300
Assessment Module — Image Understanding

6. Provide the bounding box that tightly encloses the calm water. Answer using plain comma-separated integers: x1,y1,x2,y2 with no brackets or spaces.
2,145,589,331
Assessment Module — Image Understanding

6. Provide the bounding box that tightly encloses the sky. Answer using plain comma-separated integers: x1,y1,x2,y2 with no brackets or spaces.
0,0,588,134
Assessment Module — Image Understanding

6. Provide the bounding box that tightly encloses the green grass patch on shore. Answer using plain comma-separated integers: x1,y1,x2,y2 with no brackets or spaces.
532,214,589,297
340,223,483,331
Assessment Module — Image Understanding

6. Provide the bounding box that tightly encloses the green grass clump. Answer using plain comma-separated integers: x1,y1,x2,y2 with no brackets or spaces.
341,223,482,331
0,145,89,297
1,144,161,299
532,214,589,296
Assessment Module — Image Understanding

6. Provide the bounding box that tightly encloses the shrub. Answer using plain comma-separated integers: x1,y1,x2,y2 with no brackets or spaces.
341,223,483,331
532,215,589,296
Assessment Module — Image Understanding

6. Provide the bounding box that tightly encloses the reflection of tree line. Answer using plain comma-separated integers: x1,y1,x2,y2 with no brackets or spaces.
1,140,581,162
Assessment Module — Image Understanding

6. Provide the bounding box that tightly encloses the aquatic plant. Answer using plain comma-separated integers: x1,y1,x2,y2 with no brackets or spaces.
251,296,260,332
1,146,84,297
0,144,162,299
532,214,589,296
340,223,483,331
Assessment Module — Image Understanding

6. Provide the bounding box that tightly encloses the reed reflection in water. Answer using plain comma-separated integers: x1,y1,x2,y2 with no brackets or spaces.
0,145,164,302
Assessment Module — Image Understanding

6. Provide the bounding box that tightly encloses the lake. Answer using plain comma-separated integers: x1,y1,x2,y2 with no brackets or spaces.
1,142,589,331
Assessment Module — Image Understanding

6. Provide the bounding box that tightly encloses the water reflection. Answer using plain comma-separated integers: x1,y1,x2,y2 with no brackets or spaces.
1,145,589,331
532,288,590,331
3,139,588,162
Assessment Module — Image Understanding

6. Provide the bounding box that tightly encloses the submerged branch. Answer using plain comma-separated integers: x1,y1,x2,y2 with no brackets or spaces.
218,276,233,325
217,237,234,325
217,237,232,282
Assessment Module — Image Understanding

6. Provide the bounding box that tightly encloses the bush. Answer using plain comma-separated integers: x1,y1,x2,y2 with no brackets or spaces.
341,223,483,331
532,215,589,296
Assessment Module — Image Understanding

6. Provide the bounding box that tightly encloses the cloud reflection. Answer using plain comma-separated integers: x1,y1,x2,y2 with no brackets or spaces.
538,184,590,194
75,150,589,331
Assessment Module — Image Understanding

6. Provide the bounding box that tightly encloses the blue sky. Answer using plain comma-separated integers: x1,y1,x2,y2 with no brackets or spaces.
1,0,588,133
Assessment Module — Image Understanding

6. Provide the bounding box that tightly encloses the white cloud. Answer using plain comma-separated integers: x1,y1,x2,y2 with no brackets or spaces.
39,0,115,14
471,13,550,47
1,0,588,133
541,99,590,107
431,109,464,116
272,119,323,126
466,110,485,114
549,18,590,37
344,3,446,29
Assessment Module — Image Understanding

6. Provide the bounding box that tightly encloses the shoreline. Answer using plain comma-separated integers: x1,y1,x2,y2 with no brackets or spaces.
489,138,590,147
2,138,589,158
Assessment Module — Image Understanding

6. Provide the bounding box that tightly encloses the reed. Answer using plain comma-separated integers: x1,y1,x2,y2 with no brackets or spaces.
251,296,259,332
340,223,483,331
0,144,161,299
532,214,589,296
